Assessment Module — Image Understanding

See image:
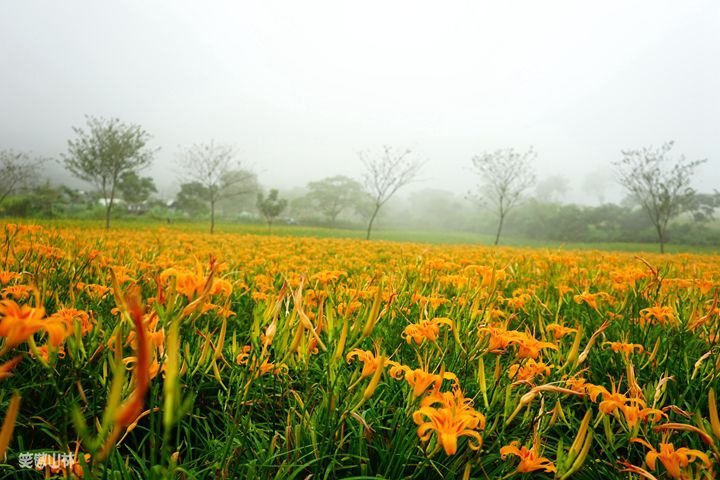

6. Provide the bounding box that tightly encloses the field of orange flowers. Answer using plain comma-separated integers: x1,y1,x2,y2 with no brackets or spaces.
0,222,718,479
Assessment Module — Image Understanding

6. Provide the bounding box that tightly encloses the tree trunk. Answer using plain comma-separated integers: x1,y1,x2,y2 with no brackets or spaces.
494,214,505,246
105,187,115,230
366,205,380,240
656,223,665,253
210,200,215,234
105,202,112,230
268,220,273,234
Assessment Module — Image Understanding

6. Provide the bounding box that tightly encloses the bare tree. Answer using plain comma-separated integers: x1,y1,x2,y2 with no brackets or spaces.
613,141,706,253
63,116,155,230
179,141,255,233
0,150,44,205
470,147,537,245
359,145,424,240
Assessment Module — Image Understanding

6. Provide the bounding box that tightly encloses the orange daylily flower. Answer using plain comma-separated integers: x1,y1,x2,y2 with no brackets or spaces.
604,341,644,355
565,376,608,402
346,347,384,379
479,327,557,359
503,291,532,310
479,326,520,352
402,317,453,345
0,303,77,352
160,268,206,299
515,336,558,359
257,358,288,376
597,384,665,427
619,400,665,428
209,278,233,297
0,272,20,285
390,364,458,397
311,270,347,284
545,322,577,340
500,439,556,473
0,299,46,349
599,387,630,415
79,283,112,300
597,379,634,407
1,285,34,301
236,345,252,365
42,318,70,347
639,306,677,326
573,291,610,310
632,438,712,480
412,387,485,455
32,344,66,363
48,308,93,335
508,358,552,383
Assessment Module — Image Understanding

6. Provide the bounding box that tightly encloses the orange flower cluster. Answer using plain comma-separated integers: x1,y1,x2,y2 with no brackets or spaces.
401,317,453,345
412,387,486,455
480,326,558,359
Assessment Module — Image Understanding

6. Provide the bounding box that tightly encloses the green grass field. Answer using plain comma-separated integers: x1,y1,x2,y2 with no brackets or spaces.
33,218,718,254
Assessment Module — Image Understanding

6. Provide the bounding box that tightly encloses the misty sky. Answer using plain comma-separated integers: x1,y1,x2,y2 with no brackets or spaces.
1,1,718,204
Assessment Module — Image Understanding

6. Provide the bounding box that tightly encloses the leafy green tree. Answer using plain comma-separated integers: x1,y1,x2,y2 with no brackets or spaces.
303,175,366,225
256,189,288,232
179,142,255,233
30,182,64,217
685,191,720,223
613,141,706,253
470,147,537,245
175,182,210,217
117,171,157,213
62,116,155,229
0,182,64,218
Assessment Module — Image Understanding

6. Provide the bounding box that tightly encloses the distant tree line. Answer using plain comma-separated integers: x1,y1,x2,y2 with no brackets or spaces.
490,198,720,246
1,115,717,251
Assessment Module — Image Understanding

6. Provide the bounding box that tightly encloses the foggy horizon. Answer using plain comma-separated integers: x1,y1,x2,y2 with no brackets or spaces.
2,1,718,206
